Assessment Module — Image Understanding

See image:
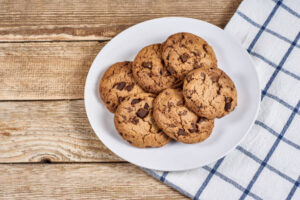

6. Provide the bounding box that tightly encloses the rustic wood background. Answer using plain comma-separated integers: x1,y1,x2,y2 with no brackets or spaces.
0,0,241,199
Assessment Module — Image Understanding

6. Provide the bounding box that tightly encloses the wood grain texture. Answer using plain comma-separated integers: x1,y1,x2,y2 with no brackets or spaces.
0,0,241,41
0,41,103,100
0,163,188,199
0,100,122,163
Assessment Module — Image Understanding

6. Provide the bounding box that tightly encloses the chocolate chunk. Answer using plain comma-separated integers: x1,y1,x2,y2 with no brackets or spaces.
131,117,139,125
200,72,206,79
114,82,126,90
188,123,198,133
179,110,187,116
125,83,134,91
191,51,199,56
186,74,193,82
142,62,152,69
136,108,149,119
210,75,219,82
118,97,125,103
144,103,149,110
197,117,206,123
131,98,142,105
180,53,190,63
177,129,186,135
203,44,208,53
176,100,184,106
225,97,233,111
167,66,176,74
194,63,204,69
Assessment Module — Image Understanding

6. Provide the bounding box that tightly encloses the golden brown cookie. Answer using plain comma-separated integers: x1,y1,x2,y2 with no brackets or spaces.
99,61,144,113
132,44,180,93
162,32,217,80
183,67,237,119
153,88,214,144
114,93,171,148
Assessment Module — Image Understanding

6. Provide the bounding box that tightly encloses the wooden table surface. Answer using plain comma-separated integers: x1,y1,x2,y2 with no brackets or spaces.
0,0,241,199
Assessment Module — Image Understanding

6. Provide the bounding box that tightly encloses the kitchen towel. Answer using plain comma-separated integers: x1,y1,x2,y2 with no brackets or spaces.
145,0,300,199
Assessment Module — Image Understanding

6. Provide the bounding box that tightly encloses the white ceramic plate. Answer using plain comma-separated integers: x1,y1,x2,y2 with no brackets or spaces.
84,17,260,171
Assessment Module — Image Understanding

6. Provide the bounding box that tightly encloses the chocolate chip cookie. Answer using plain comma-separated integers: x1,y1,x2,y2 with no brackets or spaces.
99,61,144,113
183,67,237,119
162,32,217,80
153,88,214,144
132,44,180,93
114,93,171,148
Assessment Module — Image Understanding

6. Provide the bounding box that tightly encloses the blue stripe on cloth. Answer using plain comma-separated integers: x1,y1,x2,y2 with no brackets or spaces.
160,172,169,182
203,166,262,200
239,101,300,200
193,158,224,200
261,32,300,100
247,0,282,53
255,120,300,150
142,168,194,199
272,0,300,18
286,176,300,200
263,92,300,114
237,11,300,48
249,51,300,81
236,146,297,184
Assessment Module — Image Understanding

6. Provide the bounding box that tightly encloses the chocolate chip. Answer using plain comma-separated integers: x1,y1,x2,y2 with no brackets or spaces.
210,75,219,83
118,97,125,103
165,91,170,95
131,98,142,105
136,108,149,119
114,82,126,90
191,51,199,56
142,62,152,69
149,95,156,98
167,66,176,74
144,103,149,110
225,97,233,111
106,101,110,104
176,100,184,106
189,40,193,44
180,53,190,63
203,44,208,53
197,117,206,123
177,129,186,135
169,124,176,128
188,123,198,133
179,110,187,116
200,72,206,79
159,69,163,75
186,74,193,82
131,117,139,125
194,63,204,69
125,83,134,91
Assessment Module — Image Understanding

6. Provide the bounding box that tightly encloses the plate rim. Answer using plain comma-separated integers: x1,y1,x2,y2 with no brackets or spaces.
84,16,261,171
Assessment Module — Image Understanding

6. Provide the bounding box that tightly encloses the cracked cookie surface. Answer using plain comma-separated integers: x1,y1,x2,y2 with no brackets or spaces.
153,88,214,144
132,43,180,93
114,93,171,148
99,61,144,113
183,67,237,119
162,32,217,80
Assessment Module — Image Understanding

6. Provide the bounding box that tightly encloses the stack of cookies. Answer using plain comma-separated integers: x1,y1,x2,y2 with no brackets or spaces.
99,32,237,148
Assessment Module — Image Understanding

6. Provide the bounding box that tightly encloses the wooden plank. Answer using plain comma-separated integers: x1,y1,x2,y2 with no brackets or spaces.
0,0,241,41
0,41,103,100
0,100,122,163
0,163,188,199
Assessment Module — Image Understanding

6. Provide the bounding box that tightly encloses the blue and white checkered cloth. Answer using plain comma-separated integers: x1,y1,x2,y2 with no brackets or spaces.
145,0,300,199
